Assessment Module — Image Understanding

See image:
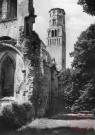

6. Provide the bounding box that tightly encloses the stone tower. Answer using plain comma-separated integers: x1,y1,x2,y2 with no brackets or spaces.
47,8,66,70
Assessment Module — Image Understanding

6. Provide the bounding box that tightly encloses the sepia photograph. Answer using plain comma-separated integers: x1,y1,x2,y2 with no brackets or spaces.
0,0,95,134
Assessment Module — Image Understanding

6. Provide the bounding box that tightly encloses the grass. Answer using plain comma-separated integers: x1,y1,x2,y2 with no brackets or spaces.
1,118,95,135
0,127,95,135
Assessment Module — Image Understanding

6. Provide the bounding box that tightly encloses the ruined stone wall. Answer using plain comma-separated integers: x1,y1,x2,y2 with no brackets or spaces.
0,0,59,117
0,0,28,39
38,64,59,116
51,69,58,111
37,63,51,117
0,0,35,44
38,41,59,116
0,0,35,103
0,20,17,39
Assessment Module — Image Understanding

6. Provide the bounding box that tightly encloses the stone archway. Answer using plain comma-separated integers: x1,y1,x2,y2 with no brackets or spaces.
1,55,15,97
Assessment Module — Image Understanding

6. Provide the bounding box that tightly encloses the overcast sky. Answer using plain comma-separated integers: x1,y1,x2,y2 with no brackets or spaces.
33,0,95,68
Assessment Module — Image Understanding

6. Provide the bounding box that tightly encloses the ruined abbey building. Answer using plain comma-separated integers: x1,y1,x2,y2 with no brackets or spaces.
0,0,36,101
0,0,59,116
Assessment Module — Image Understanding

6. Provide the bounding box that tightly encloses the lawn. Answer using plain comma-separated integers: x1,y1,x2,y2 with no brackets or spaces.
0,126,95,135
1,119,95,135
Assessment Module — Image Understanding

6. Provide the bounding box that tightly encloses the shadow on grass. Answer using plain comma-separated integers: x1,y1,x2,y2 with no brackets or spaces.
0,127,95,135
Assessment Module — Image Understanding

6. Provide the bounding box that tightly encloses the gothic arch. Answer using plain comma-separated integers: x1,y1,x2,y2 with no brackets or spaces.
0,53,16,97
0,36,12,40
0,36,23,57
0,52,16,67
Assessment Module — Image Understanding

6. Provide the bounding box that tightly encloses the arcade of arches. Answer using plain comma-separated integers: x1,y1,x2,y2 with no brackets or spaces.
48,29,60,37
48,29,61,46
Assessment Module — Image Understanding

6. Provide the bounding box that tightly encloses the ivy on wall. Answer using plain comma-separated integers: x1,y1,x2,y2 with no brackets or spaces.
27,31,41,66
26,31,45,117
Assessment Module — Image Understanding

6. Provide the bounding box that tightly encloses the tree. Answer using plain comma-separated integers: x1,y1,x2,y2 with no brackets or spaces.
70,24,95,72
70,24,95,111
58,69,80,110
78,0,95,16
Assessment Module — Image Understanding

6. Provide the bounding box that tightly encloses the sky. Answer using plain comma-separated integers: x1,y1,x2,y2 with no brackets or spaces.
33,0,95,68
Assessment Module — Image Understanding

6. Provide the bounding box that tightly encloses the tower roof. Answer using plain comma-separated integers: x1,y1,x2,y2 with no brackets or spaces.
49,8,65,14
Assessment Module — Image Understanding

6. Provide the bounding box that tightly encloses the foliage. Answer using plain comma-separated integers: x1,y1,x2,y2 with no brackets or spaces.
70,24,95,111
78,0,95,16
27,31,46,117
70,24,95,71
59,24,95,112
0,101,34,130
71,77,95,112
58,69,80,110
29,72,46,117
27,31,41,66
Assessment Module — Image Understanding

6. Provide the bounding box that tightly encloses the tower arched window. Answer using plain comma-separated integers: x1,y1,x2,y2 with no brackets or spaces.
52,30,54,37
55,30,57,37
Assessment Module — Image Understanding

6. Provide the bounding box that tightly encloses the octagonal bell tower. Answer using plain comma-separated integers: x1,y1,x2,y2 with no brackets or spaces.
47,8,66,70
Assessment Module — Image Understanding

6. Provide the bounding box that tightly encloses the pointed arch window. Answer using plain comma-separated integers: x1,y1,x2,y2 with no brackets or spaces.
0,54,15,97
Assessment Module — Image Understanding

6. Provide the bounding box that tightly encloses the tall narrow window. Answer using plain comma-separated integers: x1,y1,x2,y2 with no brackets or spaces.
7,0,17,19
1,56,15,97
1,0,7,20
52,30,54,37
0,0,17,21
55,30,57,37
